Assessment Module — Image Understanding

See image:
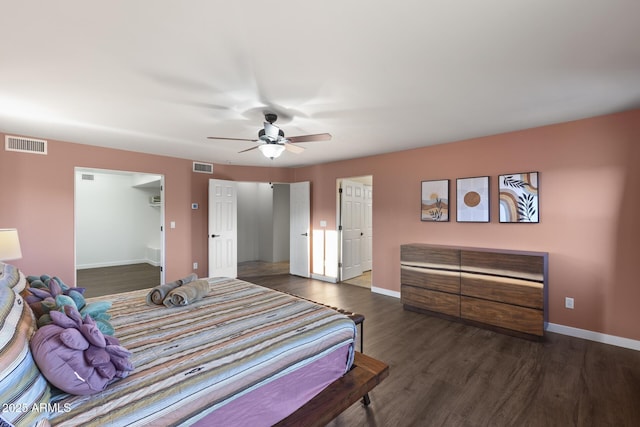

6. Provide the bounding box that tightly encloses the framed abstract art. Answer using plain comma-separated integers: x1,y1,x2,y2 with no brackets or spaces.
421,179,449,221
499,172,539,223
456,176,490,222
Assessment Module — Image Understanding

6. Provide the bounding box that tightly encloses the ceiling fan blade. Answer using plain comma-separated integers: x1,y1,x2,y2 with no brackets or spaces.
284,142,305,154
238,145,261,153
207,136,258,142
286,133,332,143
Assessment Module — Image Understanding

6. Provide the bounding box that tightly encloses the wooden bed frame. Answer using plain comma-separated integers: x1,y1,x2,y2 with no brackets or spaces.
276,351,389,426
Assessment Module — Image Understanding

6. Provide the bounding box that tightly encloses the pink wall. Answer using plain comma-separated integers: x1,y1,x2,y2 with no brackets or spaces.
0,140,194,284
0,138,293,286
1,108,639,341
293,109,640,341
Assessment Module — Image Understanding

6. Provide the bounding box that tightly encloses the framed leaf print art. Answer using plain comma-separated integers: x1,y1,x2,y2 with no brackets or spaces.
499,172,539,223
421,179,449,221
456,176,489,222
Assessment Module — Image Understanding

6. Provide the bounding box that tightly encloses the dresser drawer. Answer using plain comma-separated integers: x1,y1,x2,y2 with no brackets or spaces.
401,245,460,268
460,296,543,336
461,250,545,282
401,285,460,317
460,272,543,309
401,265,460,293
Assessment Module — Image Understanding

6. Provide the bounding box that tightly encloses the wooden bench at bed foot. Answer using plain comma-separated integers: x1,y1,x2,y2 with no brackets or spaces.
275,352,389,427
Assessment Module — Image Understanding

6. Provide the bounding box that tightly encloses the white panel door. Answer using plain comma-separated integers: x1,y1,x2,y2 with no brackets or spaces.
361,184,373,272
208,179,237,278
340,179,363,281
290,181,310,278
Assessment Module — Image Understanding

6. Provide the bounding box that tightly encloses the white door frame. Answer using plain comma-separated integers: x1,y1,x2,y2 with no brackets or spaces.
74,167,165,285
339,179,364,281
336,176,373,284
362,184,373,272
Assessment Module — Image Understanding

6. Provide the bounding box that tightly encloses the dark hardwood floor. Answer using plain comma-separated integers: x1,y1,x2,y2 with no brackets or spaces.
245,273,640,427
77,263,161,297
78,260,286,298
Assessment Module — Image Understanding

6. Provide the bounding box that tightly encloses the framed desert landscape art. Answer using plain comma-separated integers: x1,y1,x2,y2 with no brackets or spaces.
456,176,490,222
421,179,449,221
499,172,539,223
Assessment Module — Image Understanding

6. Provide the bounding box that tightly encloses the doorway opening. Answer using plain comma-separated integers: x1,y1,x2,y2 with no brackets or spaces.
208,179,310,280
236,182,291,278
337,175,373,289
74,168,164,297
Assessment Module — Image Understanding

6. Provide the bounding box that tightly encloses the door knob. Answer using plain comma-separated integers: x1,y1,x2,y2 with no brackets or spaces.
211,234,220,238
301,232,308,236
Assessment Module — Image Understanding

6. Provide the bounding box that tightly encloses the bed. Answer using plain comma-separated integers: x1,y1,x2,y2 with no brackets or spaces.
0,265,388,427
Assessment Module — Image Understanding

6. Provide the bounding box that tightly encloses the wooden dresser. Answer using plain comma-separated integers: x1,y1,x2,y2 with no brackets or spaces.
400,244,548,337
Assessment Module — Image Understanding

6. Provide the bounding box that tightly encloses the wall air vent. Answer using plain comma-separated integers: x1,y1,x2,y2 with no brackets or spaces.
5,135,48,154
193,161,213,174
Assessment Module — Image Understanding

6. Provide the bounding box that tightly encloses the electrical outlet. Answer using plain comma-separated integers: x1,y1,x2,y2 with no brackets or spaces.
193,262,198,270
565,297,574,309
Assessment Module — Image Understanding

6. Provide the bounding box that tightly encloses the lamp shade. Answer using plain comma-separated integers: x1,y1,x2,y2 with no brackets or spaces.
0,229,22,261
258,143,285,159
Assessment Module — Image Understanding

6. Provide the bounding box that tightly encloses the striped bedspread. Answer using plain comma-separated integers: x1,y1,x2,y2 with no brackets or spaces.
48,278,356,426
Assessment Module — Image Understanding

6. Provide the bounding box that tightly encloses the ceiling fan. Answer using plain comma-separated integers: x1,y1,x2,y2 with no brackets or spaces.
207,113,331,159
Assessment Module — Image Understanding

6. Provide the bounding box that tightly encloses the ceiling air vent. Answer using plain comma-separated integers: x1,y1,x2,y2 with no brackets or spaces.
81,174,95,181
193,161,213,174
5,135,48,155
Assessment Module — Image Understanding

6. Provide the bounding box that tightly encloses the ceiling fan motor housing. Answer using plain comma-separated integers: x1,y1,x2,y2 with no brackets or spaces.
258,127,285,142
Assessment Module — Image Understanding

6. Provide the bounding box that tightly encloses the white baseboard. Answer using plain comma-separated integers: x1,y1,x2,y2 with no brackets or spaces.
311,273,337,283
371,286,401,298
546,323,640,351
76,259,151,270
146,258,161,267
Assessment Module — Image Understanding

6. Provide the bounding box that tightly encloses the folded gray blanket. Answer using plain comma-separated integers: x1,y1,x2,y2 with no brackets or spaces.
163,279,210,307
146,273,198,305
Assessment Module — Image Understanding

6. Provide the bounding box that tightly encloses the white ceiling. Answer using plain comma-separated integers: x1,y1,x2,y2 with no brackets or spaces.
2,1,639,167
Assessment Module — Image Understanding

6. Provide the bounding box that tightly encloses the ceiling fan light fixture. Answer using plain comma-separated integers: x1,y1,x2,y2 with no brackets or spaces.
258,143,285,159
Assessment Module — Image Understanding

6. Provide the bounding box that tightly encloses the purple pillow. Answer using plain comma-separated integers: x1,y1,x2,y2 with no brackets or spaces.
30,306,134,395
